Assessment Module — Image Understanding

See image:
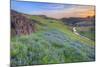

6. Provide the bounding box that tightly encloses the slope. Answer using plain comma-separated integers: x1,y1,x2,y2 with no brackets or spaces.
11,11,95,66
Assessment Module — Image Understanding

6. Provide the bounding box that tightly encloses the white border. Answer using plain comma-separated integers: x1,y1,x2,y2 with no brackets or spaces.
0,0,10,67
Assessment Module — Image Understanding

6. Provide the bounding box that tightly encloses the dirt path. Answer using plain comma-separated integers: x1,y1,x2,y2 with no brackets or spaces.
73,27,90,40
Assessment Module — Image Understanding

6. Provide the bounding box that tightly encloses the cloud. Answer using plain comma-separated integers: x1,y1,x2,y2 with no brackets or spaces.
40,5,95,19
11,1,95,19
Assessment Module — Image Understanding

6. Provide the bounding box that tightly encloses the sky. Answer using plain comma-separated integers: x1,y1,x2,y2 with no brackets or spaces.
11,0,95,19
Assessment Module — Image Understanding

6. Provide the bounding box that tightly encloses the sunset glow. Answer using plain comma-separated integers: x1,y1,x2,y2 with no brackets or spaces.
11,1,95,19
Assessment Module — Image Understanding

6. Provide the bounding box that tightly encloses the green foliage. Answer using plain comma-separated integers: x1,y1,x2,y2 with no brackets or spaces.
11,16,95,66
11,31,95,66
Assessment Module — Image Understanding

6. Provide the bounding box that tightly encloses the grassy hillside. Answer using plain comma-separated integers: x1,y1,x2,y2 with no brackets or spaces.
76,26,95,41
11,14,95,66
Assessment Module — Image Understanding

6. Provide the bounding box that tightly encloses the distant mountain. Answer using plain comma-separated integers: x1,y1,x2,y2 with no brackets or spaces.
61,16,95,26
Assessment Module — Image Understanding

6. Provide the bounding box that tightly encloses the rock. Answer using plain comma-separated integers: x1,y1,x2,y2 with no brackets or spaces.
11,10,35,36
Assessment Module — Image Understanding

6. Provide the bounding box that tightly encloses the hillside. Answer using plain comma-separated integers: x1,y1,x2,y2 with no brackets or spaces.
61,16,95,41
11,10,95,66
61,16,95,26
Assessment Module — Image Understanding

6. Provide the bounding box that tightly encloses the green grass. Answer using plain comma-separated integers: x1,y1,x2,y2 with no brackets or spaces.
11,16,95,66
11,31,95,66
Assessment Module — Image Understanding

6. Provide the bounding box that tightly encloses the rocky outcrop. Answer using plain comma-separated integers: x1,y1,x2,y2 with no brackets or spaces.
11,10,35,36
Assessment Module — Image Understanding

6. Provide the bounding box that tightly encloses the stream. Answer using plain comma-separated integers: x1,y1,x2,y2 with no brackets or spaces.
73,27,90,40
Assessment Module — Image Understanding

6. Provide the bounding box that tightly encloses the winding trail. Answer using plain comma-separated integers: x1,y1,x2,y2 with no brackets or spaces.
73,27,90,40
